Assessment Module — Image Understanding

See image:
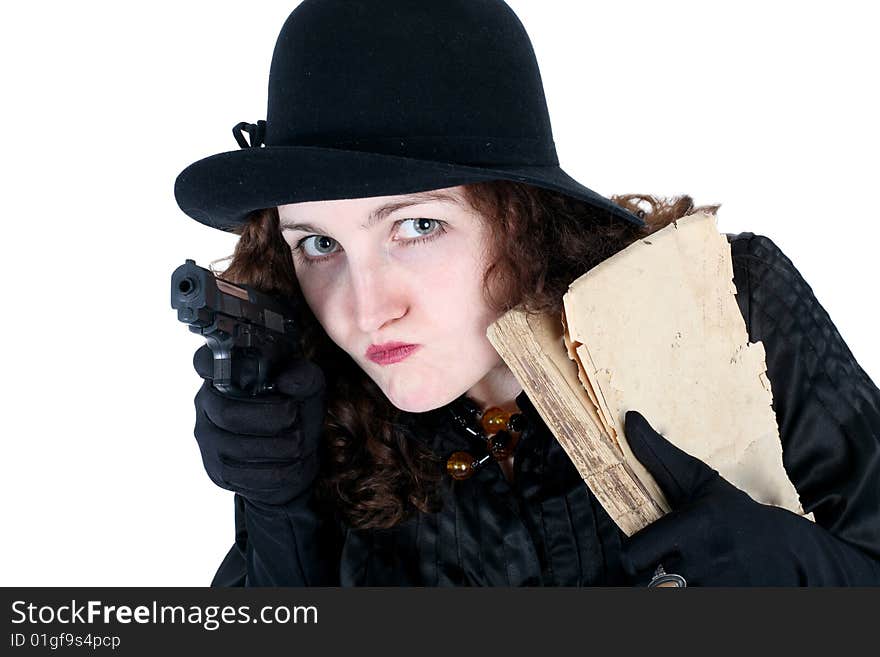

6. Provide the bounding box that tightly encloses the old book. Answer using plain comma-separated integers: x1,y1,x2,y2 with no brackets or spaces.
486,210,805,536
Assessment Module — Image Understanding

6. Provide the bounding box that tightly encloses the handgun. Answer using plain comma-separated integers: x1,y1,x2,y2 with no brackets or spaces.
171,259,302,398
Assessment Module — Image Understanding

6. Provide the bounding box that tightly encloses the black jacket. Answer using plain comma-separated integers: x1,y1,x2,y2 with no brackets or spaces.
211,233,880,586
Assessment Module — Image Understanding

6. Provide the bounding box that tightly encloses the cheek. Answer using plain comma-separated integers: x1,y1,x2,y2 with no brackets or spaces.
295,270,340,333
419,246,496,331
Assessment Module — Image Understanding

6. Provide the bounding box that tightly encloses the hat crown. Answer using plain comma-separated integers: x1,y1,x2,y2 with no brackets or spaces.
265,0,558,165
175,0,646,231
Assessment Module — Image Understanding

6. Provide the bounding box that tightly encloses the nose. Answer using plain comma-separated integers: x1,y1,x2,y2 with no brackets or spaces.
348,258,408,334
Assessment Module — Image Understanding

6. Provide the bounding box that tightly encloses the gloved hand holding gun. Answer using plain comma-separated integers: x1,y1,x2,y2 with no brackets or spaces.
171,260,327,505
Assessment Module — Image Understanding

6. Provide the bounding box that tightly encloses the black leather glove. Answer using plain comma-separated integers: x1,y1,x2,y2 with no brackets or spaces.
620,410,880,586
192,344,327,506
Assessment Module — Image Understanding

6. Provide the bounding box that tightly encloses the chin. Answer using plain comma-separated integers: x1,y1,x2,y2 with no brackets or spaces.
384,386,460,414
388,396,440,414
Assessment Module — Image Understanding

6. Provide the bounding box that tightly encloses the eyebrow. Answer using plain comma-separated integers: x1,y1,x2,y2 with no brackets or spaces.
278,191,462,234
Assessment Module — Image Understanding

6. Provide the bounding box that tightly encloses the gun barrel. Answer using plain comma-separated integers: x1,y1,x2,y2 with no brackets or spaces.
171,259,297,333
171,259,303,397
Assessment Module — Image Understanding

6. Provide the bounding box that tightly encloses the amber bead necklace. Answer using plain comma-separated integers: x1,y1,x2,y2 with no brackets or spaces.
444,395,528,480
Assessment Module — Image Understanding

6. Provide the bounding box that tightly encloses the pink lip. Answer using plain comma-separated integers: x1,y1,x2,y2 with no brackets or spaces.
366,342,420,365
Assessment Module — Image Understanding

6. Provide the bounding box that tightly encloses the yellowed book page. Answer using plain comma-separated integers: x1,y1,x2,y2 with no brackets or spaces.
562,211,804,515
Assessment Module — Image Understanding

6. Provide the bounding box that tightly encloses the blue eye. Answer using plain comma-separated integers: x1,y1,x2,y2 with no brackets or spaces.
292,218,447,265
399,217,439,238
298,235,338,258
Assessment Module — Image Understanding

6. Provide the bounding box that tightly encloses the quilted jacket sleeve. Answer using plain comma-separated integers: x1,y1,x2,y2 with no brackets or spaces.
729,233,880,571
210,489,343,587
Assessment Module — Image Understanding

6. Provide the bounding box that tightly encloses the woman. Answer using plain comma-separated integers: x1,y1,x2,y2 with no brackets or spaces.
175,0,880,585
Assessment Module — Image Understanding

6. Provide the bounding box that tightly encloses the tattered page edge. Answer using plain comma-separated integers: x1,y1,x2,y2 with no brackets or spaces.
562,311,616,441
487,308,667,535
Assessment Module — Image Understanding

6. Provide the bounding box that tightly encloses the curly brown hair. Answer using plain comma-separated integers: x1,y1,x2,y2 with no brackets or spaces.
215,182,719,530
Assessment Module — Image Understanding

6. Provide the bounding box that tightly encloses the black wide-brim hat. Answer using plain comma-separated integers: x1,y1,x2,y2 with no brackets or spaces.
174,0,645,232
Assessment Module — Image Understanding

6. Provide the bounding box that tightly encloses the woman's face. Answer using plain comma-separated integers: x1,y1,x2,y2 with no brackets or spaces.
278,185,520,413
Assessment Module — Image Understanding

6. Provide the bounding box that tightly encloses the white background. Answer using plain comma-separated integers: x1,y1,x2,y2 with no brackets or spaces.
1,1,877,585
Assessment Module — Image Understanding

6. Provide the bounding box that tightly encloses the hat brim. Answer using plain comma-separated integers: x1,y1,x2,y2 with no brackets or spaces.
174,146,645,231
